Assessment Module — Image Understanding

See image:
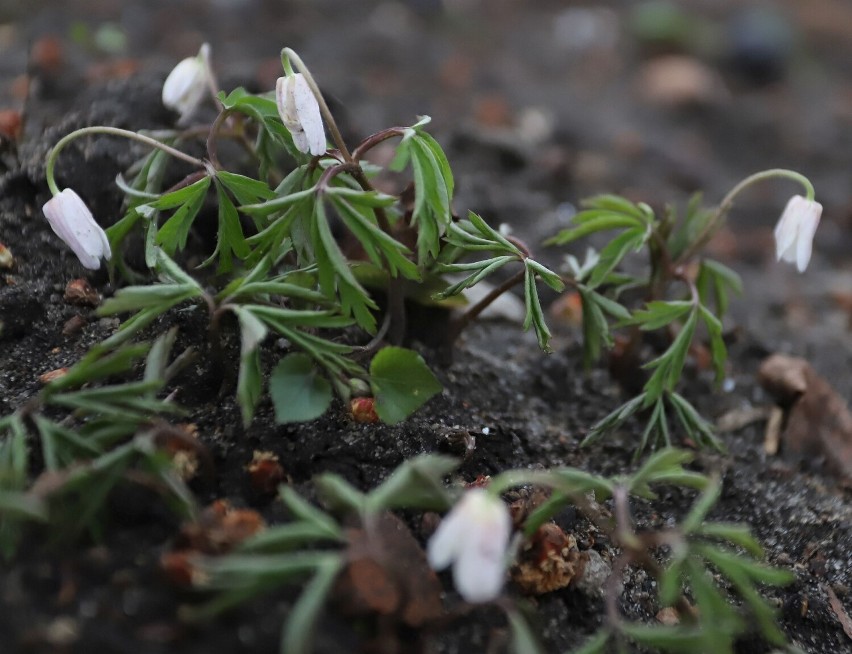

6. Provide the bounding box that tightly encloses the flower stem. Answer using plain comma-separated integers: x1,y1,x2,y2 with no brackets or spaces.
45,126,210,196
677,168,815,264
281,48,353,163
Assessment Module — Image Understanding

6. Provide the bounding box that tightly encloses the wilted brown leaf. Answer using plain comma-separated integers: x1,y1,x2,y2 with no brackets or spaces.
758,354,852,482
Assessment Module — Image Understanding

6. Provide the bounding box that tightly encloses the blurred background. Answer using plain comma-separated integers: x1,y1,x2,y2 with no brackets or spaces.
2,0,851,368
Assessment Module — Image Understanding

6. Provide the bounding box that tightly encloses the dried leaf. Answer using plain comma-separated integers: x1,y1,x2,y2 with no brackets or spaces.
758,354,852,482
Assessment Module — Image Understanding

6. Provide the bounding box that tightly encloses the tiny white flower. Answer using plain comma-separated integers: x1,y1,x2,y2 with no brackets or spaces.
275,73,326,156
42,189,111,270
427,488,511,603
773,195,821,273
162,44,211,123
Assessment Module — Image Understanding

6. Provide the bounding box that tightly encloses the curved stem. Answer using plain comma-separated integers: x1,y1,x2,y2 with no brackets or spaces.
352,128,406,162
206,108,234,171
282,48,353,164
677,168,815,265
198,43,224,113
45,126,209,196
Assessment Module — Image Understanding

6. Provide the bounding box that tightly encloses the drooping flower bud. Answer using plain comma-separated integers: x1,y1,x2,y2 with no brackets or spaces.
427,488,511,603
773,195,821,272
275,73,326,156
162,44,211,123
42,189,111,270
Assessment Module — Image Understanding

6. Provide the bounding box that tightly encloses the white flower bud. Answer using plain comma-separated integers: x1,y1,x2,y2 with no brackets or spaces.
42,189,111,270
427,488,511,603
162,44,211,123
275,73,326,156
773,195,821,273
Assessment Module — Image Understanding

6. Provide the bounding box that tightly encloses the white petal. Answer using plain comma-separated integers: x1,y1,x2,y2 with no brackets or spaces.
275,76,298,129
794,200,821,272
773,196,800,262
42,189,109,269
291,74,326,155
427,505,466,571
276,74,326,155
453,533,507,603
163,54,208,121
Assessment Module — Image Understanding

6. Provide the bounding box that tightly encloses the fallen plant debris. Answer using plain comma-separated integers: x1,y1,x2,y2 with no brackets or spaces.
758,353,852,482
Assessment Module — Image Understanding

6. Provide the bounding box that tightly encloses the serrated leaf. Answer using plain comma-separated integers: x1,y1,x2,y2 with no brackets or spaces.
155,177,211,254
629,300,694,330
546,213,643,246
269,354,333,424
217,171,276,204
587,226,647,289
369,347,442,424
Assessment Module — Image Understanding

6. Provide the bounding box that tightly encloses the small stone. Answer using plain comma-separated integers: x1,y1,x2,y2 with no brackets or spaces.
64,278,100,307
39,368,69,385
0,242,13,269
62,314,87,336
657,606,680,625
637,55,728,107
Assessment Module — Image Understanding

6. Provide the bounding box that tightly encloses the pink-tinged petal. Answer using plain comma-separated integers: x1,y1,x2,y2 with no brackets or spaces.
453,532,507,603
42,189,109,269
291,74,326,156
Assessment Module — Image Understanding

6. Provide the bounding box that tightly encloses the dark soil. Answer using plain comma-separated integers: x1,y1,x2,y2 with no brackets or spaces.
1,1,851,653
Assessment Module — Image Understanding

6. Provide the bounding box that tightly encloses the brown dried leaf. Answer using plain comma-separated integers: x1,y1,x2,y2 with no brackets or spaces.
512,523,581,595
758,354,852,482
336,512,443,627
824,584,852,641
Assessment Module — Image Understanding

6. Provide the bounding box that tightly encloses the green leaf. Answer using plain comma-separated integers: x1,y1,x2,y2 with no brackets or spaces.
269,354,333,423
155,177,211,254
545,212,644,246
0,491,48,522
568,630,611,654
643,308,698,401
217,170,276,204
526,258,565,292
681,476,721,533
281,558,345,654
313,473,366,514
523,263,553,351
277,487,344,541
698,304,727,384
208,180,250,271
629,300,694,330
506,608,545,654
621,623,711,650
233,307,268,427
586,226,648,289
329,194,420,281
369,347,442,424
365,454,458,513
696,523,763,557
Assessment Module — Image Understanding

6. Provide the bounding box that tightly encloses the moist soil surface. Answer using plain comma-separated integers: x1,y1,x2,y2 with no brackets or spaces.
1,2,852,653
